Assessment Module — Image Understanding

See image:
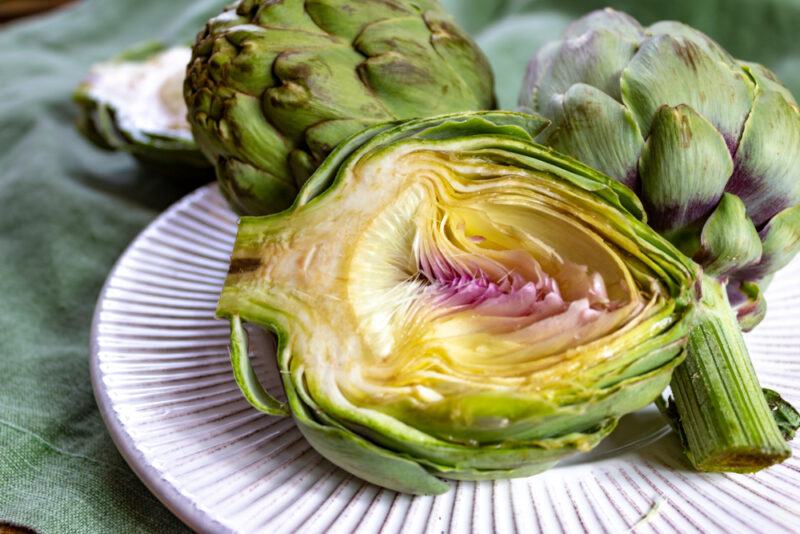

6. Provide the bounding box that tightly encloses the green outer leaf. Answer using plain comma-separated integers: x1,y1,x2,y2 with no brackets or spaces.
414,113,548,142
728,77,800,226
355,15,490,117
519,39,561,111
740,62,798,107
732,279,768,332
280,321,450,495
424,10,496,109
763,388,800,441
216,157,297,215
562,7,643,40
620,33,753,143
646,21,735,65
540,83,643,189
357,357,683,467
739,204,800,280
295,122,398,206
420,420,619,480
228,315,288,416
289,383,451,495
638,104,732,233
696,193,762,278
536,27,638,116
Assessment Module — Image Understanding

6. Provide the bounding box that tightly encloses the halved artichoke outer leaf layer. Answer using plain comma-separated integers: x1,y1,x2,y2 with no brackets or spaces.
74,43,212,180
217,111,697,494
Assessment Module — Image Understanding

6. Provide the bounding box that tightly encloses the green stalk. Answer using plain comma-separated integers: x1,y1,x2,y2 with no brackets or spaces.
669,275,789,472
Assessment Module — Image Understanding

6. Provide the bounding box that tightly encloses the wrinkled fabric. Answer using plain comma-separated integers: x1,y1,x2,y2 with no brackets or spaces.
0,0,797,532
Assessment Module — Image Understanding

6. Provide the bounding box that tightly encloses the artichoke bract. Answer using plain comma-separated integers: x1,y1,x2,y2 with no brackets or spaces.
185,0,495,215
519,8,800,324
74,44,212,178
217,111,697,494
520,9,798,472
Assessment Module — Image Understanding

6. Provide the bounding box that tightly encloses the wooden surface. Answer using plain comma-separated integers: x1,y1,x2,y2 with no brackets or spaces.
0,0,75,22
0,522,38,534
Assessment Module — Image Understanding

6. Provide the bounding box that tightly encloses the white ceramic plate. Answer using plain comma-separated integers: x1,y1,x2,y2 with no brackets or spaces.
91,184,800,534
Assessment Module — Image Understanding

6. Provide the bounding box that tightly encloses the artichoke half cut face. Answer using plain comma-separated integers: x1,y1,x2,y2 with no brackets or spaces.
74,45,211,174
218,112,696,494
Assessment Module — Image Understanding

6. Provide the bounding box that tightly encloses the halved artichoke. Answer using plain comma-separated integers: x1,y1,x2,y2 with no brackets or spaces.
217,111,697,494
75,43,212,178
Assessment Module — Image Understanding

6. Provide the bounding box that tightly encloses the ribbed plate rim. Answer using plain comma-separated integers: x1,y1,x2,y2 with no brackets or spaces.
90,184,231,534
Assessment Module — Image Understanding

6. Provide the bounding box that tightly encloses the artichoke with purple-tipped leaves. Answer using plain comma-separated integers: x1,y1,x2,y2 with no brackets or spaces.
519,8,800,326
520,8,800,472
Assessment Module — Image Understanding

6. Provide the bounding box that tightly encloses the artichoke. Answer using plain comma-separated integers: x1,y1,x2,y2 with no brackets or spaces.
75,43,212,178
520,9,799,471
185,0,495,215
217,111,697,494
519,8,800,325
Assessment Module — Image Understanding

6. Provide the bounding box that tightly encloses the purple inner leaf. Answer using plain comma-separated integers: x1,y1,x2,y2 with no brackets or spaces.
419,247,616,326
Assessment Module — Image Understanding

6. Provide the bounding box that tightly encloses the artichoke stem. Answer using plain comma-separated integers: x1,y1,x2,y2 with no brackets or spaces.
670,275,789,472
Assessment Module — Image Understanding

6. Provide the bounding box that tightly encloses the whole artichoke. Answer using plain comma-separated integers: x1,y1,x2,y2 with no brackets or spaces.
520,9,799,472
519,8,800,326
185,0,495,215
217,111,697,494
75,43,212,179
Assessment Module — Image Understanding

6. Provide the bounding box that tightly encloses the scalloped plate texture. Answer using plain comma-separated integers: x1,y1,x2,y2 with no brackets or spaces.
91,184,800,533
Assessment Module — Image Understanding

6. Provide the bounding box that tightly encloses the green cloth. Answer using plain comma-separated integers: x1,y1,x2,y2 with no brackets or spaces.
0,0,798,532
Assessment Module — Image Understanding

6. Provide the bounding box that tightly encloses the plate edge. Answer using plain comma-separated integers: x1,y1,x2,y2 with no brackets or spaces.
89,183,236,534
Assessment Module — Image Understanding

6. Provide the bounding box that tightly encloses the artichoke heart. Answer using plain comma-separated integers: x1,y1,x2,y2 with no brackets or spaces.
217,112,697,494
